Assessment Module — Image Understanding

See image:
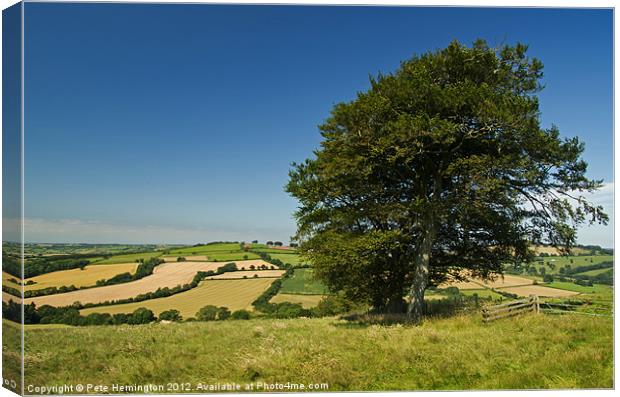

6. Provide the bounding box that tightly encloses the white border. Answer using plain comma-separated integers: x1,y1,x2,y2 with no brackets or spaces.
0,2,616,397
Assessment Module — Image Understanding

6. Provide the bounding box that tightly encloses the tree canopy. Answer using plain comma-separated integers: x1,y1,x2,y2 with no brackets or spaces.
286,40,607,322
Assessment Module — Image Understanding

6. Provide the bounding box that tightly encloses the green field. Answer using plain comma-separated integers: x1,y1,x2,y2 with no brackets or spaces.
544,282,612,294
459,289,505,300
268,253,305,266
531,255,613,275
575,268,613,277
280,268,328,295
16,313,612,390
206,252,261,261
168,243,244,255
92,251,163,265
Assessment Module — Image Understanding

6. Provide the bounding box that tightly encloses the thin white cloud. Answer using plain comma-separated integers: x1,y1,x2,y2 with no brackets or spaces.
576,182,614,248
3,217,288,245
4,183,612,247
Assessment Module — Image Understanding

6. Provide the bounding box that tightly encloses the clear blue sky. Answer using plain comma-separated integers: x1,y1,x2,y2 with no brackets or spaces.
22,4,613,246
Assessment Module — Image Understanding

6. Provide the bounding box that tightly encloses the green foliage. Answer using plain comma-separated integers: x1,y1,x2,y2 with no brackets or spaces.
231,309,251,320
127,308,156,325
159,309,183,322
196,305,230,321
286,39,607,314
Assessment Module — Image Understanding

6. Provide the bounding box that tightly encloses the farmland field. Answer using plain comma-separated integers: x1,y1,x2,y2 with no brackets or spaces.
17,313,613,390
477,274,534,288
575,267,613,276
23,263,139,291
92,251,164,265
268,253,305,266
25,260,272,307
544,282,613,294
2,291,20,303
270,293,325,308
206,270,285,279
530,255,613,275
163,255,208,262
167,243,244,255
502,285,580,298
2,272,21,289
204,252,261,261
459,289,505,300
280,268,328,295
439,278,486,290
80,278,276,318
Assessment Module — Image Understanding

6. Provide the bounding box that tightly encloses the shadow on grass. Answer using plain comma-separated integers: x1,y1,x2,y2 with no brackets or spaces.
333,296,481,327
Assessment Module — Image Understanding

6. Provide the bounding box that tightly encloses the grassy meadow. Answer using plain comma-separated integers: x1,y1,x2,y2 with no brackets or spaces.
16,313,613,390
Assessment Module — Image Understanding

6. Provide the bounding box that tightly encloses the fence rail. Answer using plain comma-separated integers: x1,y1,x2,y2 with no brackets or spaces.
482,295,539,323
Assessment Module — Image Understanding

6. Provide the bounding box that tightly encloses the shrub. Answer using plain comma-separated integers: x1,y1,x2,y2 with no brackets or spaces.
196,305,219,321
217,307,231,320
112,313,129,325
159,309,182,322
128,307,156,324
231,309,251,320
313,295,355,317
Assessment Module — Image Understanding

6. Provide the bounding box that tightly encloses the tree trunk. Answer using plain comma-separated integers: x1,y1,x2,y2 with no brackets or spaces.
407,172,442,323
406,224,434,323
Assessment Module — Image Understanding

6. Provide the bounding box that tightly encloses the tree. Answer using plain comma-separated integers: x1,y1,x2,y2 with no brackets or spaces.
274,241,283,246
196,305,219,321
266,241,273,246
217,307,231,321
159,309,182,322
231,309,251,320
128,308,155,324
286,40,607,323
252,240,259,244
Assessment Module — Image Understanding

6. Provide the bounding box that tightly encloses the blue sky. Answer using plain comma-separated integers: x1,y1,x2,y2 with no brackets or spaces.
21,4,613,246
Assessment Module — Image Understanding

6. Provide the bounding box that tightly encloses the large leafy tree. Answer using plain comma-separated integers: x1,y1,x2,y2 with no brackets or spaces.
286,40,608,323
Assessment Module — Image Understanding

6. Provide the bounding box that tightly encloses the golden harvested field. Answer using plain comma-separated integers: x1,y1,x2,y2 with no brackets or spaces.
80,278,275,318
502,285,580,298
24,263,139,291
3,291,20,304
477,274,534,288
533,245,589,255
206,270,285,279
2,272,22,289
439,279,485,290
25,259,272,307
440,273,533,289
270,293,324,308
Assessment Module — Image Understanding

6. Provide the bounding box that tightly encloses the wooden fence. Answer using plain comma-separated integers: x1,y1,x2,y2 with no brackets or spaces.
482,295,539,323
